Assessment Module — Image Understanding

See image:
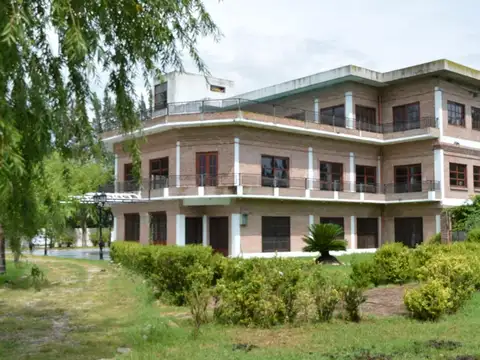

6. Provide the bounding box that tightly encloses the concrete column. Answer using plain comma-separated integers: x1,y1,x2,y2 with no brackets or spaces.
436,214,441,234
308,147,313,190
314,98,319,123
114,154,119,192
350,216,356,249
139,212,150,245
434,87,443,138
116,215,125,241
176,214,185,246
377,155,381,186
112,216,117,242
234,137,240,186
309,215,315,227
434,148,445,202
202,215,208,247
349,152,355,192
176,141,181,187
345,91,354,129
231,214,241,257
378,216,382,247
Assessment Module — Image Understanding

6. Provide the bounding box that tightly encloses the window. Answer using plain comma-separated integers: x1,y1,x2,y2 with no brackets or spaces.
262,216,290,252
450,163,467,188
320,105,345,127
150,157,169,189
150,212,167,245
475,166,480,189
124,213,140,241
472,107,480,130
319,162,343,191
123,163,138,191
320,217,345,239
357,218,378,249
196,152,218,186
448,101,465,126
392,102,420,131
395,217,423,248
210,84,226,93
356,105,376,131
394,164,422,193
154,83,167,110
355,165,377,193
261,155,289,187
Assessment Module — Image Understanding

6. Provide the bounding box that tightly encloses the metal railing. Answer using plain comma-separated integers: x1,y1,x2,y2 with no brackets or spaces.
102,98,438,135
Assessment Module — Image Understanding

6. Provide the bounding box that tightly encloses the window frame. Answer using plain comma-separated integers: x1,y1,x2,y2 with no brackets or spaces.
355,105,377,130
261,216,291,252
261,155,290,188
319,161,343,191
154,84,167,111
472,106,480,131
320,104,345,127
150,212,167,245
124,213,140,241
150,157,169,189
447,101,465,127
196,152,218,186
355,165,377,193
394,164,422,193
392,102,420,131
475,166,480,190
449,163,467,188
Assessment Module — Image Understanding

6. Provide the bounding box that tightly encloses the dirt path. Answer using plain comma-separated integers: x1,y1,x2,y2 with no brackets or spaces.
361,285,412,317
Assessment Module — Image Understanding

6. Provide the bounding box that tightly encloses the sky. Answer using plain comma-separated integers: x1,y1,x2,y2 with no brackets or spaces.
174,0,480,95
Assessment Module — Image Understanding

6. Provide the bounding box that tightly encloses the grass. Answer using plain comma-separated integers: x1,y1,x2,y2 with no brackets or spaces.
1,254,480,359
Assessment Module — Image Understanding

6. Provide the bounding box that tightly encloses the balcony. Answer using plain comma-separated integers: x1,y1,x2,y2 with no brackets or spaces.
99,175,440,204
101,99,439,143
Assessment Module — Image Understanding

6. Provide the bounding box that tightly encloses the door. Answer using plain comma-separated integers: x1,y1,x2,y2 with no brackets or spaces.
196,152,218,186
185,217,203,245
357,218,378,248
209,217,229,256
395,217,423,247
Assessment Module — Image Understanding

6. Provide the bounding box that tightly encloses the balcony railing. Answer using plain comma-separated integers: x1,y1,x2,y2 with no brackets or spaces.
101,98,438,135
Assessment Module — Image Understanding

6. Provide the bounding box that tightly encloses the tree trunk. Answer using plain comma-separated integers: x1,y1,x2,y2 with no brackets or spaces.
0,226,6,274
82,222,87,247
315,251,342,265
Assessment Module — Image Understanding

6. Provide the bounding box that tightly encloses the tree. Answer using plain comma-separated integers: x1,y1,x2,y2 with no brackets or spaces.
0,0,219,273
302,223,347,265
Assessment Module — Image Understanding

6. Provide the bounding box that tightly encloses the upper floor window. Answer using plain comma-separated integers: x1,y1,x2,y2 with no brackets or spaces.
472,107,480,130
320,105,345,127
320,161,343,191
210,84,226,93
261,155,289,187
450,163,467,188
392,102,420,129
154,83,167,110
196,152,218,186
356,165,377,193
124,163,139,191
447,101,465,127
150,157,169,189
356,105,376,130
394,164,422,193
475,166,480,189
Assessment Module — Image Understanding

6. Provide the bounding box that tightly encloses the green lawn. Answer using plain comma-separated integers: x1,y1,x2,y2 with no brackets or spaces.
1,254,480,360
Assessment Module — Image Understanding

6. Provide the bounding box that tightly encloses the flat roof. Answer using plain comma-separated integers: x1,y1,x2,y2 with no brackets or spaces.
232,59,480,102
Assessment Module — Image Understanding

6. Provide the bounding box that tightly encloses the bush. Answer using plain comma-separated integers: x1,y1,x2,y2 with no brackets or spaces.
466,228,480,243
425,233,442,245
56,231,76,248
350,258,379,288
342,284,366,322
214,258,307,327
90,229,110,247
404,279,453,321
373,243,413,285
309,272,340,323
111,242,222,306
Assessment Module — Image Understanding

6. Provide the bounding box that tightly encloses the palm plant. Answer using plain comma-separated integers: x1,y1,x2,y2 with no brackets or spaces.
302,223,347,264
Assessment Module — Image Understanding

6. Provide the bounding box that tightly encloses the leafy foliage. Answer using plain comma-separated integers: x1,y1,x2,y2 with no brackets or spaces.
302,223,347,256
342,283,366,322
466,228,480,243
404,279,453,321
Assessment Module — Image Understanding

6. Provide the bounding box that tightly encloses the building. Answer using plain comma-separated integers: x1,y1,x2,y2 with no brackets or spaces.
102,59,480,256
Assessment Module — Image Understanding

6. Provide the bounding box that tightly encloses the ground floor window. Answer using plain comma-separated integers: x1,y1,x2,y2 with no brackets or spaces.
185,217,203,245
357,218,378,248
320,217,345,239
150,212,167,245
124,213,140,241
262,216,290,252
394,217,423,247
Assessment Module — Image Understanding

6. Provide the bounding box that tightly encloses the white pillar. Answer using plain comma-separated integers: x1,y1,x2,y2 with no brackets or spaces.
436,214,441,234
434,148,445,202
202,215,208,246
309,215,314,227
345,91,354,129
231,214,241,257
378,216,382,247
314,98,319,123
435,87,443,138
114,154,118,192
234,137,240,186
112,216,117,242
176,141,181,187
350,216,356,249
308,147,313,189
349,152,355,192
176,214,185,246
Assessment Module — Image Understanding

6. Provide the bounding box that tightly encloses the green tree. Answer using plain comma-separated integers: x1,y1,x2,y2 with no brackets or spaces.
0,0,219,273
302,223,347,264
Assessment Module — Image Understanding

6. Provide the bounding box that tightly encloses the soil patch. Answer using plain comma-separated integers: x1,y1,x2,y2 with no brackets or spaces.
361,285,414,317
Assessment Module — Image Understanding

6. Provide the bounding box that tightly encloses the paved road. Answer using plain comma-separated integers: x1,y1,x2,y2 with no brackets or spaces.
31,248,111,261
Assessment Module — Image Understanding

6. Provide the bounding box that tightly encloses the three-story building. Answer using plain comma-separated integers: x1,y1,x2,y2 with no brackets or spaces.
102,59,480,256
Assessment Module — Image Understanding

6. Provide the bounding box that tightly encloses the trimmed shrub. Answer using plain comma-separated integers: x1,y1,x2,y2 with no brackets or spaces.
425,233,442,245
350,258,379,288
342,283,366,322
309,271,340,322
404,279,453,321
373,242,413,284
466,228,480,243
